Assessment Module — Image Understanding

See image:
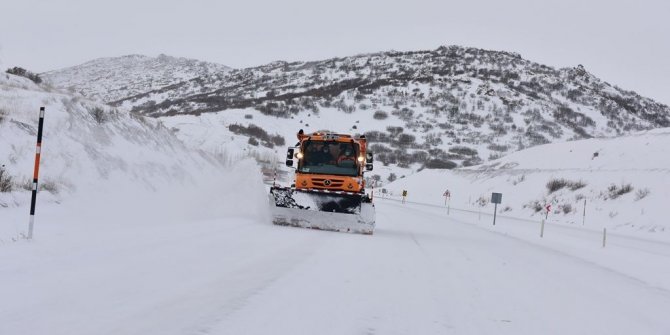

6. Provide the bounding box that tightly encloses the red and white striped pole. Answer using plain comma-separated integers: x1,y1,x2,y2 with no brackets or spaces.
27,107,45,239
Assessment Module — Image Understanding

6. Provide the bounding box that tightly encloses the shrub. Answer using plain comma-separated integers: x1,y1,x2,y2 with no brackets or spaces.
547,179,569,193
424,133,442,146
569,181,587,191
373,111,388,120
90,107,106,124
562,204,572,214
0,165,13,192
634,188,650,201
392,107,414,121
386,126,403,136
606,183,633,199
248,137,259,146
366,131,391,143
524,200,544,213
0,108,6,124
547,179,587,193
369,144,391,153
19,178,33,191
396,133,416,146
487,144,509,152
270,135,285,146
425,159,457,169
411,151,428,163
229,123,285,147
40,179,59,194
387,173,397,182
244,114,253,119
6,66,42,84
462,158,483,167
553,105,595,133
449,146,478,156
512,174,526,185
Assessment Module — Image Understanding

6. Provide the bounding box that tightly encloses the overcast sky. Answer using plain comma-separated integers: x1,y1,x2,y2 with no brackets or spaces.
1,0,669,104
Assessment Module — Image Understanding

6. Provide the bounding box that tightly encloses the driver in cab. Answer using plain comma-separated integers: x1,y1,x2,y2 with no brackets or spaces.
337,145,356,166
307,142,333,165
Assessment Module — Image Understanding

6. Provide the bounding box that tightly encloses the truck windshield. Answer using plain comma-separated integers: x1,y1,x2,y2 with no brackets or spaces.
299,141,359,176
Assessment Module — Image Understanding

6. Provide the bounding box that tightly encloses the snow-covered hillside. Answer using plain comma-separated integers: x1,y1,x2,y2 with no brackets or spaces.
42,54,230,103
0,72,245,241
43,46,670,179
158,106,416,182
383,128,670,239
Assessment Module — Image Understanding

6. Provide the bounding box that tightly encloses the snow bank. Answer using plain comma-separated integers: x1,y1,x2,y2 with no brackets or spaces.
0,73,268,242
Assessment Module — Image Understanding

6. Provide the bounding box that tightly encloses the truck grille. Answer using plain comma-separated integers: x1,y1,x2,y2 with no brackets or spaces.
311,178,345,188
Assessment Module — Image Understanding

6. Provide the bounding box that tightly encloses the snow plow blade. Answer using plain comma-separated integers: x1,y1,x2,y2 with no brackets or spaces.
269,187,375,235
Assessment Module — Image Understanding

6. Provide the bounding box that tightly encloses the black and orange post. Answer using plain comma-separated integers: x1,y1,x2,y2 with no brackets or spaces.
28,107,45,239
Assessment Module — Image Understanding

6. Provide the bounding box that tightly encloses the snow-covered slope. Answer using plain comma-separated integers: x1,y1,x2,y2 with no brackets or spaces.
44,46,670,180
472,128,670,171
0,72,246,241
383,128,670,239
158,106,413,183
42,54,231,103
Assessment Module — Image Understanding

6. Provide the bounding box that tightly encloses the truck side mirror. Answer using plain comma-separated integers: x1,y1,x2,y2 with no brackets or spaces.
365,152,373,171
286,148,295,167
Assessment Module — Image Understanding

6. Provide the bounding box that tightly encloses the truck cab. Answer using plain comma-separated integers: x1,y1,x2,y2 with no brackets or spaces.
286,130,373,194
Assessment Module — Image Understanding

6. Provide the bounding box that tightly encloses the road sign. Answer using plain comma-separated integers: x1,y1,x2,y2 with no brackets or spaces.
545,204,552,219
490,192,502,226
491,192,502,204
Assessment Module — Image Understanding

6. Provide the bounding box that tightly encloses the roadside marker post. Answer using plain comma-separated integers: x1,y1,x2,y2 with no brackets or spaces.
443,189,451,215
540,219,545,238
28,107,45,239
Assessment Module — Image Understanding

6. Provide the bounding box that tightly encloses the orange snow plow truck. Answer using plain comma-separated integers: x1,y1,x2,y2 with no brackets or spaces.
269,129,375,234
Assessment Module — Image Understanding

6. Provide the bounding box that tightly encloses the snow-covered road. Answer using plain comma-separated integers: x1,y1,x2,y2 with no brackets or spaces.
2,199,670,335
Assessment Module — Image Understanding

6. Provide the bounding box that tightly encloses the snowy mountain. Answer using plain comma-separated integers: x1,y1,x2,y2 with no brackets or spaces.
382,127,670,236
42,54,231,103
42,46,670,178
